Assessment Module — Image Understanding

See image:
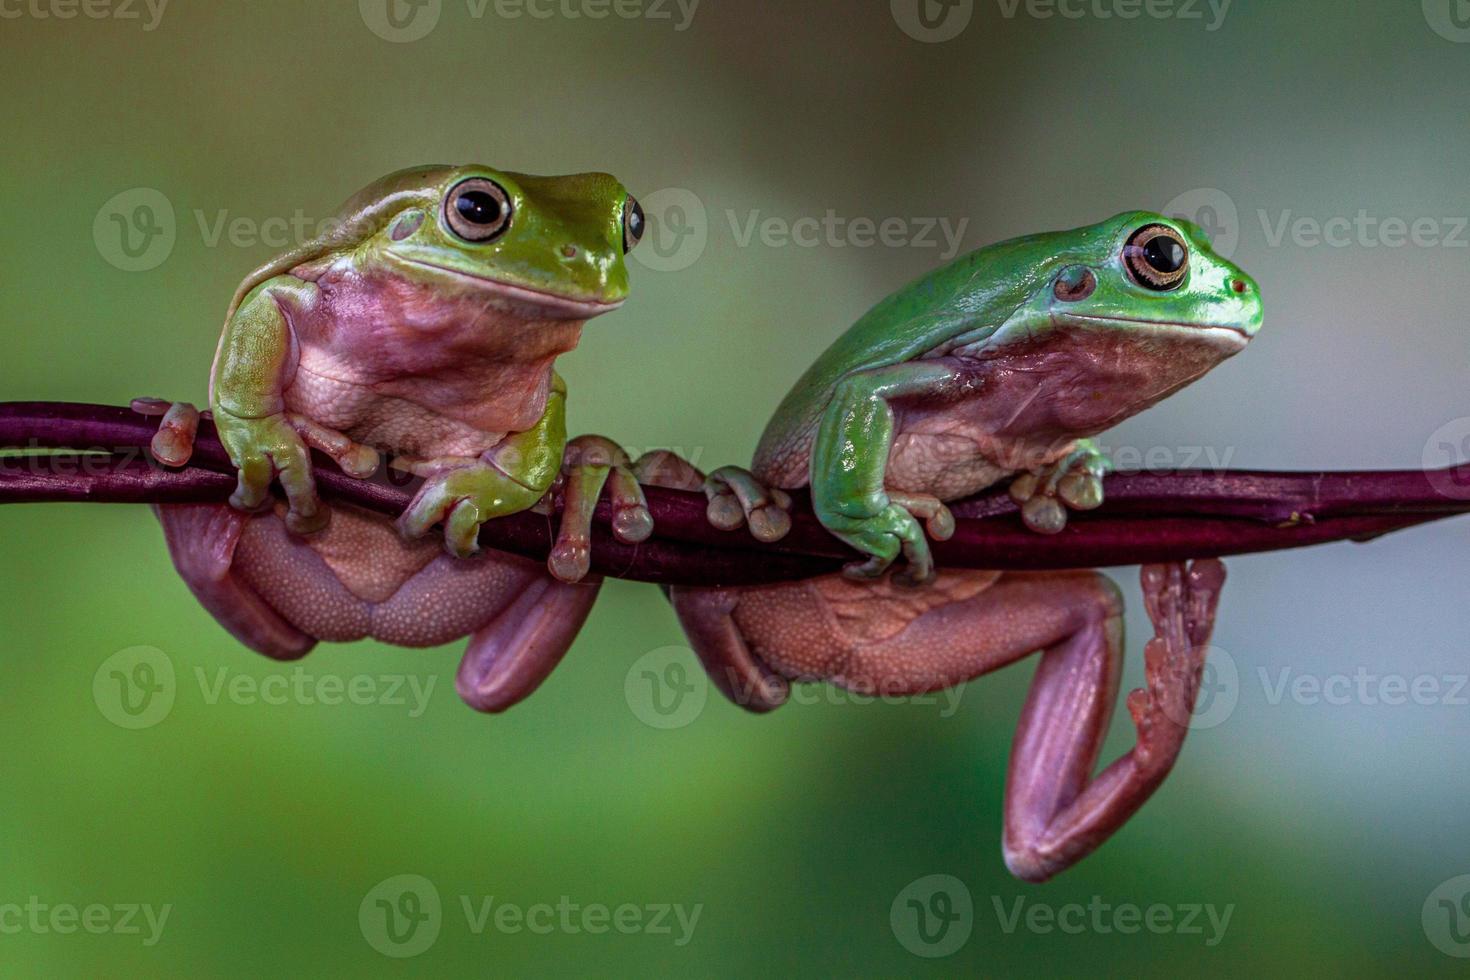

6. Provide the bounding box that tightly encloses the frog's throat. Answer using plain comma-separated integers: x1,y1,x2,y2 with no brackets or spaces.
1052,311,1251,349
389,254,625,320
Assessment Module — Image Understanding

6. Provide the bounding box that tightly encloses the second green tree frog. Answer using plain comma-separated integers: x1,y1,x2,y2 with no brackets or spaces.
641,212,1261,880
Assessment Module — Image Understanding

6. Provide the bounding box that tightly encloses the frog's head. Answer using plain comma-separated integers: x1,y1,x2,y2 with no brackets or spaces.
355,164,643,320
1035,210,1261,351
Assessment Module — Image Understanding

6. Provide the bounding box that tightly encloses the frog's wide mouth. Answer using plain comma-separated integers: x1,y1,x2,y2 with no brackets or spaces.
1054,312,1252,346
391,255,625,319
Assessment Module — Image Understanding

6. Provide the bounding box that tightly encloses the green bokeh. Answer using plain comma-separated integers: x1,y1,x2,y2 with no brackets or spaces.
3,1,1470,975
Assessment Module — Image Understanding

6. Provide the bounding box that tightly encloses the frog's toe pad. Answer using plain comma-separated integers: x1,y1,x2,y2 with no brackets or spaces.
706,494,747,531
548,538,592,584
612,504,654,543
747,505,792,543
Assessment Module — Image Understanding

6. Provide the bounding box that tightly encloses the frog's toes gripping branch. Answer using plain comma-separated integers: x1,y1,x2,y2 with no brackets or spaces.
547,435,654,584
1007,438,1109,535
703,465,793,543
133,397,381,533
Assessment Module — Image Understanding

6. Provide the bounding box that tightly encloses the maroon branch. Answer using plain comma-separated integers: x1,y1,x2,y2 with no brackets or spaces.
1,401,1466,586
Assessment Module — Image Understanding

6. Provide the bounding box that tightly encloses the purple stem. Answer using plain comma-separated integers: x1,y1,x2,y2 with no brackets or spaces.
1,401,1466,586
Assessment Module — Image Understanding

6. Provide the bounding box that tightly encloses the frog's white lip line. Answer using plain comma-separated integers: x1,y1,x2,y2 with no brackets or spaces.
1057,312,1252,341
391,255,625,318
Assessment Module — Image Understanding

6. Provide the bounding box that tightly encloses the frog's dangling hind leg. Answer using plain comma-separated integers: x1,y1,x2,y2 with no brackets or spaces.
1004,560,1225,882
455,573,602,713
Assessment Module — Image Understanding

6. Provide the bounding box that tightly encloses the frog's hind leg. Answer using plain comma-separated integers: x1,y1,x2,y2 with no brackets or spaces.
1003,560,1224,882
454,573,602,713
152,504,316,661
664,560,1223,882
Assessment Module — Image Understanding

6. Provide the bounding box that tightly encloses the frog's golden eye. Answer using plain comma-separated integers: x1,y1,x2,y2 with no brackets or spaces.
623,195,645,254
1124,224,1189,291
445,178,512,243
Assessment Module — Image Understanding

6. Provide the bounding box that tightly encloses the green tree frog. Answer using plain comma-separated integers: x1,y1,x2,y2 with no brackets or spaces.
638,212,1262,881
137,164,658,713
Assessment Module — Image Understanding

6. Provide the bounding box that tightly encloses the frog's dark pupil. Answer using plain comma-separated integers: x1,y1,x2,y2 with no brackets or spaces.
456,191,503,225
628,201,645,239
1143,236,1185,273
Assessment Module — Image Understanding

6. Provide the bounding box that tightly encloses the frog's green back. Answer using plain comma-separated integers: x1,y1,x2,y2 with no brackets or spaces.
751,220,1114,476
222,164,453,324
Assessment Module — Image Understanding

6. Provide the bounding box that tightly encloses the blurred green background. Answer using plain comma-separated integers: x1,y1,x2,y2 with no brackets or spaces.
4,0,1470,974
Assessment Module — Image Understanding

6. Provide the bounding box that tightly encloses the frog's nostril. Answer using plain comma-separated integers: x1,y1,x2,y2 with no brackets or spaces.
1230,277,1249,295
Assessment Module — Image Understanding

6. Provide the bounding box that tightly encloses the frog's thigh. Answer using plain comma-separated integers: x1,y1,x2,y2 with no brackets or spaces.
675,569,1117,703
152,504,316,661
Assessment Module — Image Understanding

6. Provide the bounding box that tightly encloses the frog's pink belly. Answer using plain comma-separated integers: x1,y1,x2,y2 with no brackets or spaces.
232,504,540,647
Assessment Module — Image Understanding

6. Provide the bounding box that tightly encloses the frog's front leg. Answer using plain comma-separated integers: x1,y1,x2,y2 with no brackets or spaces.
397,374,568,558
1004,559,1224,881
1007,438,1109,534
810,361,963,584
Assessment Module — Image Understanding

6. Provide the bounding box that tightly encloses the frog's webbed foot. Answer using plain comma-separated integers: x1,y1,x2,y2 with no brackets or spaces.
546,436,654,585
703,466,793,543
1008,439,1109,534
131,398,201,468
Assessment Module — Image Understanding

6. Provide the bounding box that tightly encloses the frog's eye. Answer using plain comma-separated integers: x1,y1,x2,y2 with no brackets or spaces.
445,178,512,243
623,195,645,253
1123,224,1189,291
